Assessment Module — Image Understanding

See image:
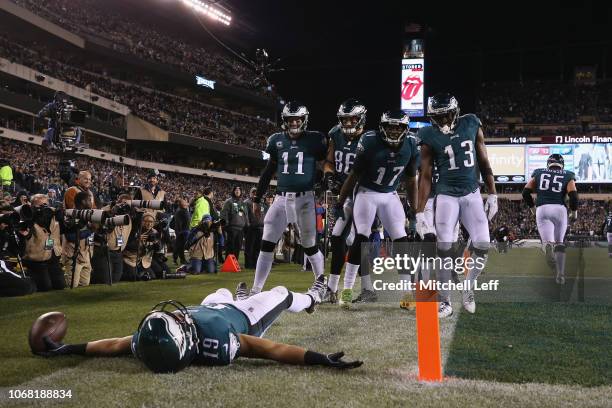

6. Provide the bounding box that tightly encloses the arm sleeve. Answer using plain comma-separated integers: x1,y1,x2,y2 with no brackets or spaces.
256,159,276,198
522,188,535,207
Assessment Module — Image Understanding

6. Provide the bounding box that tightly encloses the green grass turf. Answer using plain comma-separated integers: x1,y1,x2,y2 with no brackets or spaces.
445,303,612,386
0,249,611,407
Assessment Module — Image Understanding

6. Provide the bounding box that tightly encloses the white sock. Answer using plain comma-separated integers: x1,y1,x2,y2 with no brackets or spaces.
360,274,373,291
466,253,488,287
253,251,274,293
306,250,324,278
328,274,340,292
288,292,314,312
343,263,359,289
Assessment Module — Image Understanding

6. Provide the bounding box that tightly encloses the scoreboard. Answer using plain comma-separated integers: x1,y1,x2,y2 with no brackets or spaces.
487,139,612,183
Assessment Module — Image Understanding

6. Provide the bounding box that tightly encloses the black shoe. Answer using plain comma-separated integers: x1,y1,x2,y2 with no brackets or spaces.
235,282,249,300
352,289,378,303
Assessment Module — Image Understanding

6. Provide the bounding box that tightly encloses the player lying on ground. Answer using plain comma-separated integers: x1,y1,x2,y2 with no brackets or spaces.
34,276,363,373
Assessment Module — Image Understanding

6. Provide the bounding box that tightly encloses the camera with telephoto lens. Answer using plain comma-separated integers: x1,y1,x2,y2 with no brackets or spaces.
104,215,130,228
65,209,106,223
145,231,159,243
127,200,165,210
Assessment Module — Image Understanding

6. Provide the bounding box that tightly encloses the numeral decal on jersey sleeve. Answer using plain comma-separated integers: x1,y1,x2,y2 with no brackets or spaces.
201,337,220,359
539,173,563,192
373,166,404,186
334,151,356,174
281,151,305,175
445,140,475,171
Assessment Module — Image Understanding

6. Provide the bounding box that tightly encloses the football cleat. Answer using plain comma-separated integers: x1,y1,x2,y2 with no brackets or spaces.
306,275,327,314
547,154,564,170
337,98,367,138
438,302,453,318
555,271,565,285
323,287,338,304
352,289,378,304
399,292,416,310
379,110,410,147
339,288,353,309
427,93,460,135
462,289,476,314
281,101,309,137
235,282,249,301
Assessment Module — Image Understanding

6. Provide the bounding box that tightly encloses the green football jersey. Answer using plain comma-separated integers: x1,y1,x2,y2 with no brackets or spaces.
132,303,249,366
328,125,360,184
532,168,575,207
265,131,327,192
417,114,481,197
354,131,419,193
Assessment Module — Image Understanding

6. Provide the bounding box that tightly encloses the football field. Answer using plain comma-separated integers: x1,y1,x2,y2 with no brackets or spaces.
0,247,611,407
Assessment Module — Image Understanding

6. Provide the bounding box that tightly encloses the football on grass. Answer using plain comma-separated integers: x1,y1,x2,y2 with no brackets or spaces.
28,311,67,353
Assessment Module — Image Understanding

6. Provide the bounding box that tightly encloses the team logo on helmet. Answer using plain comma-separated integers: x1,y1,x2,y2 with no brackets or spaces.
401,76,423,101
547,154,564,170
379,110,410,147
427,93,460,135
337,98,367,138
281,101,309,137
135,300,199,373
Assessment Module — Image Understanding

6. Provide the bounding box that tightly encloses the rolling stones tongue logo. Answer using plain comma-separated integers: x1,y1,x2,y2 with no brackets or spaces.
401,76,423,101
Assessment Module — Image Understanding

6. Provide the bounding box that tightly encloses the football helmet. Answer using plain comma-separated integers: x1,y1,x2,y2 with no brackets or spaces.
379,110,410,147
427,93,460,135
547,154,564,170
135,300,199,373
281,101,309,137
337,98,367,138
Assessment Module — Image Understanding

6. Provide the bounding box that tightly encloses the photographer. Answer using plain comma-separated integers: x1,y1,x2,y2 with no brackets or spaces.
134,170,165,216
187,215,219,274
64,171,96,210
62,191,94,288
91,194,133,284
0,201,35,296
20,194,65,292
244,188,269,269
38,91,83,149
122,213,160,281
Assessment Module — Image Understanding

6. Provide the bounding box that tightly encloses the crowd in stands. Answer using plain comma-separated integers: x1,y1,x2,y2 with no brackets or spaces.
476,80,612,125
10,0,269,97
0,35,276,150
0,138,255,205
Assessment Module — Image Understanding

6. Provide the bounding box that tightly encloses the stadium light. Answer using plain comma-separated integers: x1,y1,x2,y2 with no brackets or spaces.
180,0,232,26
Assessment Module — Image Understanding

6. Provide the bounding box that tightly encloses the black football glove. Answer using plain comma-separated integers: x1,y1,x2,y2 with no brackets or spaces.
36,336,70,357
304,350,363,369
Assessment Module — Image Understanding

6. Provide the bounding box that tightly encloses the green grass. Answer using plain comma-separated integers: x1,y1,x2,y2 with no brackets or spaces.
445,303,612,386
0,249,611,407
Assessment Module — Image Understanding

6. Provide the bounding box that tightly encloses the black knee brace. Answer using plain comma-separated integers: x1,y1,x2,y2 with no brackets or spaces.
260,240,276,253
330,235,346,275
347,234,369,265
303,246,319,256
